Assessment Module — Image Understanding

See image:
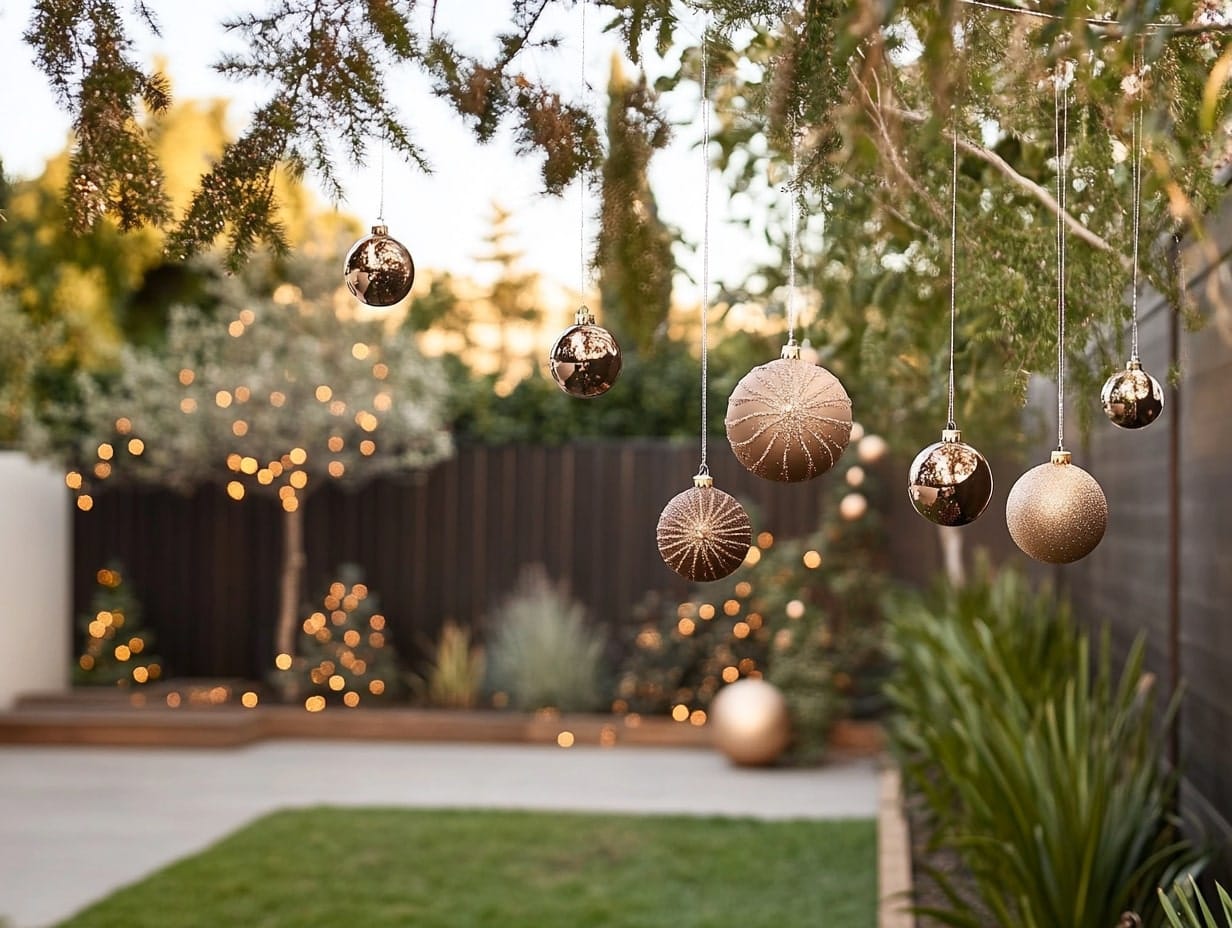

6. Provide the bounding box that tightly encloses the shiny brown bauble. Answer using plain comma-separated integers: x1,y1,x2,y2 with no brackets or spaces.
907,428,994,527
709,678,792,766
1101,359,1164,430
343,224,416,307
549,308,622,398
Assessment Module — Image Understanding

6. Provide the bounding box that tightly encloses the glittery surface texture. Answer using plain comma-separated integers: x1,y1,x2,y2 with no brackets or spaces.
725,357,853,482
907,438,994,526
656,485,752,582
1006,458,1108,564
549,324,622,398
1101,366,1164,430
344,229,415,306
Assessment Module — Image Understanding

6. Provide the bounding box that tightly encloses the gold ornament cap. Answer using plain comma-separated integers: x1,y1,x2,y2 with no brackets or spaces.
574,306,596,326
692,473,715,489
780,342,802,360
1051,449,1072,465
371,223,389,236
1126,358,1143,371
941,427,962,443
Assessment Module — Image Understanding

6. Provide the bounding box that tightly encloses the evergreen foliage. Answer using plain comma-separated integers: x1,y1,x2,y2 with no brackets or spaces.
272,565,404,706
75,563,164,687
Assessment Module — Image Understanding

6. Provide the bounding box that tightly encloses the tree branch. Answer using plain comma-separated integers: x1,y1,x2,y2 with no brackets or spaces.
885,103,1130,268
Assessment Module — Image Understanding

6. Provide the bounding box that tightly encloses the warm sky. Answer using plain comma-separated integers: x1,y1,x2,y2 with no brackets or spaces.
0,0,778,300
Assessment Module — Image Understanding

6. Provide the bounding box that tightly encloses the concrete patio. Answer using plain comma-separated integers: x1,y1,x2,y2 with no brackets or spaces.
0,740,880,928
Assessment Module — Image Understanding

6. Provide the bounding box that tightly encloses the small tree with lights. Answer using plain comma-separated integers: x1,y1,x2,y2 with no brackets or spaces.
274,564,403,708
29,278,452,670
75,564,165,687
619,426,892,762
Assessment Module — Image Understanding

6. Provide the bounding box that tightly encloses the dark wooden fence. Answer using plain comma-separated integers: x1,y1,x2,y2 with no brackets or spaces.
75,440,832,681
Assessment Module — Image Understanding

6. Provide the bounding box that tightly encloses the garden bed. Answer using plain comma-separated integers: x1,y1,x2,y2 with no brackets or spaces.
0,683,884,753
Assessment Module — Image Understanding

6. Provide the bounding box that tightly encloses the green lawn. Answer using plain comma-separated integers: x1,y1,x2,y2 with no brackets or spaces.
56,807,876,928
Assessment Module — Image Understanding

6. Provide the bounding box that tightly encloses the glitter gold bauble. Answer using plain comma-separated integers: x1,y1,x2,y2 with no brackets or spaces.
343,225,415,306
549,307,622,398
907,428,994,527
656,474,752,582
1101,359,1164,430
709,678,792,766
1006,450,1107,564
724,344,853,482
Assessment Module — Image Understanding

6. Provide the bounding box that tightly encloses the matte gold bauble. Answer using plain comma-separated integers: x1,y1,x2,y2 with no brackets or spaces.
343,224,415,306
1006,450,1107,564
549,307,622,398
709,678,792,766
1101,359,1164,430
907,428,994,527
656,474,752,582
724,344,852,482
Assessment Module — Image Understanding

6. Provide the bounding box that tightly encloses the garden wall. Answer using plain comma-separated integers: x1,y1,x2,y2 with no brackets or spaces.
74,439,832,682
1062,203,1232,860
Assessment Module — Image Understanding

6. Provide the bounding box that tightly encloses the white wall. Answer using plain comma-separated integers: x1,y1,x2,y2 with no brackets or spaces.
0,451,70,708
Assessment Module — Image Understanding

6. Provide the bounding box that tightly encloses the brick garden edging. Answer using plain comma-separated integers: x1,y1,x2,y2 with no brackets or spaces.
878,764,916,928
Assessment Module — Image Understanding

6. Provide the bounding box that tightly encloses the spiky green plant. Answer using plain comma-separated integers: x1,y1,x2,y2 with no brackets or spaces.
418,620,485,710
1161,879,1232,927
486,566,607,713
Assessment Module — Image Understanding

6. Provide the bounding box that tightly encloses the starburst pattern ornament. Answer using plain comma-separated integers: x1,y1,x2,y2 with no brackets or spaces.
725,344,852,482
657,474,752,582
343,224,415,307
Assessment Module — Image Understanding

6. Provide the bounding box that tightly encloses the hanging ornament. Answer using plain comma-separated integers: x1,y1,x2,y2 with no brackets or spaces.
343,224,415,307
725,344,852,481
656,18,751,585
907,102,993,527
547,0,621,400
1007,450,1107,564
549,307,622,398
908,429,994,527
726,122,851,482
1102,55,1164,431
1008,65,1107,564
1101,359,1164,429
657,473,752,582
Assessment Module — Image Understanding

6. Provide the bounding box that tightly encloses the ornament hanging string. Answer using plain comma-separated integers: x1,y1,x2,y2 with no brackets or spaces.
579,0,589,296
1054,65,1070,451
946,104,959,431
378,135,386,223
786,119,799,347
699,17,712,476
1130,44,1143,361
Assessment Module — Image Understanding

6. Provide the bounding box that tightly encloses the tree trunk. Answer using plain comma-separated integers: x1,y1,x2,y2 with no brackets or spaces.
937,524,966,588
275,503,306,659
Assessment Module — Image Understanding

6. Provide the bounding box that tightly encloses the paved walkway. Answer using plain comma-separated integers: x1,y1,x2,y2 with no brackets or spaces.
0,741,879,928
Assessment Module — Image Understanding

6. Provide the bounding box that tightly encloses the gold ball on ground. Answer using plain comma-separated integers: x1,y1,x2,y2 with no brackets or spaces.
709,678,792,766
725,351,852,482
656,476,752,582
343,225,415,306
549,308,622,398
1006,450,1107,564
907,429,994,526
1101,359,1164,430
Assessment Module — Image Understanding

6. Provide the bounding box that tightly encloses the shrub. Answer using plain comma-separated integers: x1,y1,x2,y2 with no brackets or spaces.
414,620,485,709
887,564,1201,928
485,566,607,712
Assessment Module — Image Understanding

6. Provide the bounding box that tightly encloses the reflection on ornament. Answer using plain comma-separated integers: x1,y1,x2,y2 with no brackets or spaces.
724,344,852,482
657,474,752,582
343,225,415,306
1006,450,1107,564
549,307,622,398
709,677,792,766
907,428,994,526
839,493,868,521
1101,359,1163,430
857,434,889,464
